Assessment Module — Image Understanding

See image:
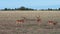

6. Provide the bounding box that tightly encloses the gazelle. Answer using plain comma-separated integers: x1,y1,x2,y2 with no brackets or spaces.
16,18,25,24
48,20,58,26
36,16,42,25
36,16,41,22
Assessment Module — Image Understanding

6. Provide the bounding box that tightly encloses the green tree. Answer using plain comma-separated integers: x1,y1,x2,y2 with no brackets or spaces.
19,6,26,10
48,8,52,10
4,8,8,10
58,8,60,10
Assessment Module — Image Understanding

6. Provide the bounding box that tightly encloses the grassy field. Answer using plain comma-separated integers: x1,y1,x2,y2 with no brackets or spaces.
0,11,60,34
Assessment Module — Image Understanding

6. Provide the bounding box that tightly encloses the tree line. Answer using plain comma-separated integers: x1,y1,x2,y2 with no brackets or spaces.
1,6,34,11
1,6,60,11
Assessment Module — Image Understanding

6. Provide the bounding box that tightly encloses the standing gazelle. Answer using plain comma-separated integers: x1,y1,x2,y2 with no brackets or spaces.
36,16,42,25
36,16,41,22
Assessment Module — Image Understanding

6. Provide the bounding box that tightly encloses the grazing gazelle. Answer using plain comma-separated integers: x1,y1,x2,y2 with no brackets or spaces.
48,20,58,26
16,18,25,24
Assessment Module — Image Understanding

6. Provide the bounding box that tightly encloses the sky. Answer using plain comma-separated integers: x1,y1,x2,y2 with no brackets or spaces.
0,0,60,9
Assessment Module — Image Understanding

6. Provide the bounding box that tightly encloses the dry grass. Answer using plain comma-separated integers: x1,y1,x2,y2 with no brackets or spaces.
0,11,60,34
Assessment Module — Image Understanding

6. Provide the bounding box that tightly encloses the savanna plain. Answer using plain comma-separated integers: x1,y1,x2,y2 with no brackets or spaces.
0,11,60,34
